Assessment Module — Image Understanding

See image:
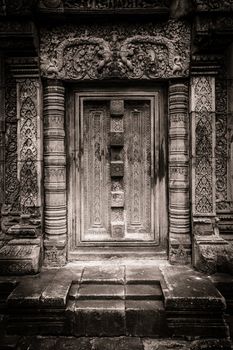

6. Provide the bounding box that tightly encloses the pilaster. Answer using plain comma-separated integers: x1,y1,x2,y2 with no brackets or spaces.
168,81,191,264
43,79,67,267
0,57,42,275
190,72,233,273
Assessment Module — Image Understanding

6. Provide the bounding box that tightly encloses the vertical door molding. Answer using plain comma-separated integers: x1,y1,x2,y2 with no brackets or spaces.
43,79,67,266
168,81,191,264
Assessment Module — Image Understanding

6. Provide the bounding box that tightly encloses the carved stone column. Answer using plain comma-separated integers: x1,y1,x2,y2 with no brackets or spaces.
168,82,191,264
43,80,66,267
190,75,233,273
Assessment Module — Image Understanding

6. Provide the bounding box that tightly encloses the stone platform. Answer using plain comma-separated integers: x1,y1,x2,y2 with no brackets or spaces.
0,261,232,349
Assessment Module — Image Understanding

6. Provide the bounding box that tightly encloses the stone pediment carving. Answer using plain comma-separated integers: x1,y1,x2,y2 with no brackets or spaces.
40,22,190,80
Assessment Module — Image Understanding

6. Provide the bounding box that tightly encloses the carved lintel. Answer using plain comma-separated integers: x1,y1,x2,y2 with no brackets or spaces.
40,22,190,81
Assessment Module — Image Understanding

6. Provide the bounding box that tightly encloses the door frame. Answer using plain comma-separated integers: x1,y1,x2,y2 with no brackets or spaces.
66,84,168,260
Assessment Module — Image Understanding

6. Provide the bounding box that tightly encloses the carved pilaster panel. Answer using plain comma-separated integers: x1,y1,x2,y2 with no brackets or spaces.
168,82,191,264
190,76,216,217
43,80,66,266
0,56,4,206
4,69,19,210
215,72,228,212
40,21,190,81
17,79,42,214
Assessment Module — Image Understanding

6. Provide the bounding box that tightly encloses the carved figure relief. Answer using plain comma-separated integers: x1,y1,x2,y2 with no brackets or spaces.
40,21,190,80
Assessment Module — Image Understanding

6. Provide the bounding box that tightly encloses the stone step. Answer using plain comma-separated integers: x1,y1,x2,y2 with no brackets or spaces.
69,282,163,301
2,264,230,340
66,298,168,337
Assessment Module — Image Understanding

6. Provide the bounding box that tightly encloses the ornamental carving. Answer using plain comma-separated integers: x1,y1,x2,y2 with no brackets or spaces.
63,0,169,9
192,76,215,215
40,21,190,80
215,72,228,211
5,69,20,209
18,79,39,213
195,0,233,11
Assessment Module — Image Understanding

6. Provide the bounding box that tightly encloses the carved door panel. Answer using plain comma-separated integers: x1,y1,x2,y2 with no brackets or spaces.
69,90,167,254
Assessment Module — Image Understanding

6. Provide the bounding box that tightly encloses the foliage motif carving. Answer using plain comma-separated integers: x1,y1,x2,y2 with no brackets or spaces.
215,73,228,211
64,0,169,9
18,79,39,213
40,21,190,80
195,0,233,10
193,77,214,215
5,70,20,209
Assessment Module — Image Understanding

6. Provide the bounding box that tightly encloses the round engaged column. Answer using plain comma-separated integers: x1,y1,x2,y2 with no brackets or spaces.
43,80,66,266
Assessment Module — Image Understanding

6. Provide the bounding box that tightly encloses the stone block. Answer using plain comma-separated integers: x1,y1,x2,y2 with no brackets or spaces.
92,337,143,350
7,269,56,307
110,132,124,146
125,284,163,300
110,100,124,116
161,266,229,338
110,161,124,177
71,300,125,336
81,266,124,284
0,243,41,275
125,266,162,284
41,266,81,307
77,283,125,300
125,300,168,337
111,191,124,207
111,223,125,239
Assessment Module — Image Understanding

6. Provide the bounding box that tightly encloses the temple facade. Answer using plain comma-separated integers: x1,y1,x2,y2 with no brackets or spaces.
0,0,233,275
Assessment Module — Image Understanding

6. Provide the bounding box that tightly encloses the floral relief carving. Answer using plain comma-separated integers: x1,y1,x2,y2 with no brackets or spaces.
5,70,20,209
40,21,190,80
18,79,39,213
193,76,215,215
215,73,228,211
64,0,169,9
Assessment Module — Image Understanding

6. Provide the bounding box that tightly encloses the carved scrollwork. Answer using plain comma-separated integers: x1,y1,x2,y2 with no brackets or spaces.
40,22,190,80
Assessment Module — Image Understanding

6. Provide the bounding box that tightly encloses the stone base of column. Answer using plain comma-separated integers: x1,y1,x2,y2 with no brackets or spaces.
169,235,191,265
43,239,66,267
193,220,233,274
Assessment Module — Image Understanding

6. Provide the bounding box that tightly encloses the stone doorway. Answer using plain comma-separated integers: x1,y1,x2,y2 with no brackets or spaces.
67,87,168,260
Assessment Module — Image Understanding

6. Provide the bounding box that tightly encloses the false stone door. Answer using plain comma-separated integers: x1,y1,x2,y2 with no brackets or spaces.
68,89,167,258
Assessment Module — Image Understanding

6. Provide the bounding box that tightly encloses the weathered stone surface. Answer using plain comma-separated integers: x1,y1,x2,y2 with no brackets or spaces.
73,283,125,300
41,267,82,307
7,269,56,307
125,284,163,300
92,337,143,350
143,339,189,350
125,300,168,337
161,266,229,338
81,266,124,284
0,243,41,275
69,300,125,336
194,238,233,275
125,267,162,284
